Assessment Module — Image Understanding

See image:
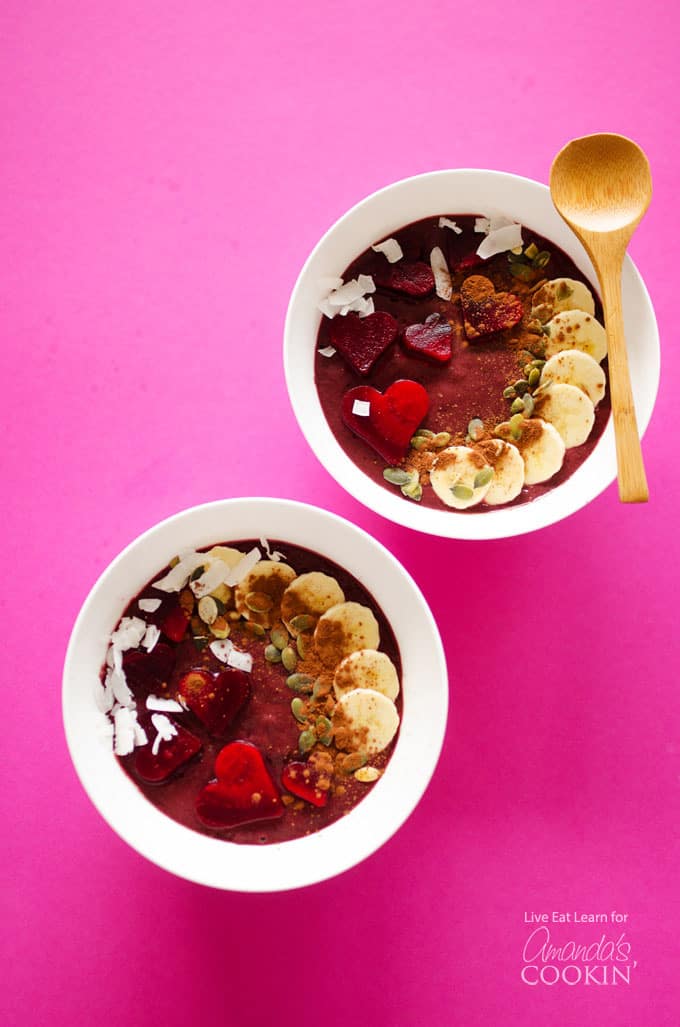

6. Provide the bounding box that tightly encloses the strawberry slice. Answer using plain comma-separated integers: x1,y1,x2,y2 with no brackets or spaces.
460,275,523,339
374,261,434,296
134,721,202,783
159,604,189,642
196,741,284,829
329,311,398,376
177,667,250,735
281,761,328,807
122,642,176,696
342,380,430,464
402,313,453,363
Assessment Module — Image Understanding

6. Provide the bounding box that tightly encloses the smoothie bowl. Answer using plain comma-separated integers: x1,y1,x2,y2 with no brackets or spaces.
63,499,447,891
284,170,659,539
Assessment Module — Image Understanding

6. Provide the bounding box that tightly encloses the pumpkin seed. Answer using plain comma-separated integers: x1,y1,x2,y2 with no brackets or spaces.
503,386,517,401
286,673,315,694
210,616,230,640
270,625,289,650
524,242,539,261
354,766,381,783
312,676,332,699
509,262,534,282
315,716,333,746
473,466,494,489
415,428,435,438
532,250,551,269
384,467,412,486
510,397,525,415
509,413,525,440
291,698,308,723
197,595,218,625
265,644,282,663
401,480,422,502
531,359,546,370
290,614,316,634
452,484,474,501
245,621,266,637
514,379,530,396
245,591,273,614
296,632,313,660
528,367,541,387
410,436,429,450
431,431,451,448
343,752,367,773
522,393,535,417
281,646,297,672
556,280,573,300
523,363,533,378
298,728,317,754
493,421,511,439
467,417,484,441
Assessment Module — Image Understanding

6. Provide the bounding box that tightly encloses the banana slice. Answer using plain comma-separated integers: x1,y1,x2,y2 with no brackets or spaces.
544,309,607,363
280,572,345,635
531,278,596,321
430,445,494,510
332,688,399,755
333,649,400,701
534,382,595,448
234,560,297,628
476,439,525,505
314,602,380,666
506,418,565,485
540,349,606,407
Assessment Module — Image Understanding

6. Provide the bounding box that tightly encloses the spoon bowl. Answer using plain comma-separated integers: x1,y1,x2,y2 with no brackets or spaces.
550,134,652,503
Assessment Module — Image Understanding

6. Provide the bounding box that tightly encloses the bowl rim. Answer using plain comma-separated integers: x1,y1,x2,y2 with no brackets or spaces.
283,168,660,539
62,497,449,891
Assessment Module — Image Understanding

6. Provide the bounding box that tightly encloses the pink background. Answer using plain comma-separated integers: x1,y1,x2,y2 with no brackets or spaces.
3,1,679,1024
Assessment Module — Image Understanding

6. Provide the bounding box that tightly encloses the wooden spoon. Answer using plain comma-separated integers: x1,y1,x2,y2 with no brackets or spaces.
550,133,652,503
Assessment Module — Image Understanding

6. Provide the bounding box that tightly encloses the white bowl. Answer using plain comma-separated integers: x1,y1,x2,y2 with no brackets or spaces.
284,170,660,539
63,498,448,891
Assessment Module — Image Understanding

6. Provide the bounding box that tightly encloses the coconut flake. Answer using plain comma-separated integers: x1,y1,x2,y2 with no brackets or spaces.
151,713,178,756
152,552,206,593
371,238,403,263
438,217,462,234
358,296,374,318
318,297,339,319
225,546,261,587
328,279,365,307
474,217,491,234
476,222,523,260
357,274,376,295
190,559,230,598
142,623,161,653
147,694,184,713
138,597,162,613
260,538,286,563
352,399,371,417
227,648,253,673
133,719,148,746
107,665,134,707
110,617,147,652
210,638,234,664
319,275,375,319
114,707,139,756
95,675,115,714
430,247,452,301
318,345,336,358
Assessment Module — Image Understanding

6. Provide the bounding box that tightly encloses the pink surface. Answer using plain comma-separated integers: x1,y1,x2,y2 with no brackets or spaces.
2,2,679,1024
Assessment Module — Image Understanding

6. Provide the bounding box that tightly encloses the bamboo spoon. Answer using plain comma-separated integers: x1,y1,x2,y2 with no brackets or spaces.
550,133,651,503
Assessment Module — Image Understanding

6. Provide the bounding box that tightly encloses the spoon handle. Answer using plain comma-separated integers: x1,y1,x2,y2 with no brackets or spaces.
599,256,649,502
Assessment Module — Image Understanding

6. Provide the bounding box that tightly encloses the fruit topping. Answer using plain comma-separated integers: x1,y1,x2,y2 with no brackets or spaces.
402,313,453,364
122,642,176,696
159,604,190,642
341,380,430,464
177,667,250,735
134,720,202,783
373,261,435,297
281,761,329,807
460,275,523,339
328,310,398,376
196,741,284,829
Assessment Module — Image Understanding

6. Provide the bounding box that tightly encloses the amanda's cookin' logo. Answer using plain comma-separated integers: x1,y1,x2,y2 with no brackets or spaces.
521,913,638,986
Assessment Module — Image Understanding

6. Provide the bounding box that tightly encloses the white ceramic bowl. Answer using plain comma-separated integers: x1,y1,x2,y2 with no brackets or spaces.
284,170,660,539
63,498,448,891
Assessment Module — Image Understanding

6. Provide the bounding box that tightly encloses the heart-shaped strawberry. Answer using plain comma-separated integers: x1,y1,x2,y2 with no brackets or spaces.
329,311,398,376
281,761,329,807
402,313,452,364
178,667,250,735
134,721,202,783
342,380,430,464
123,642,176,697
374,261,434,296
196,741,284,829
460,275,523,339
159,604,190,643
452,252,484,274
